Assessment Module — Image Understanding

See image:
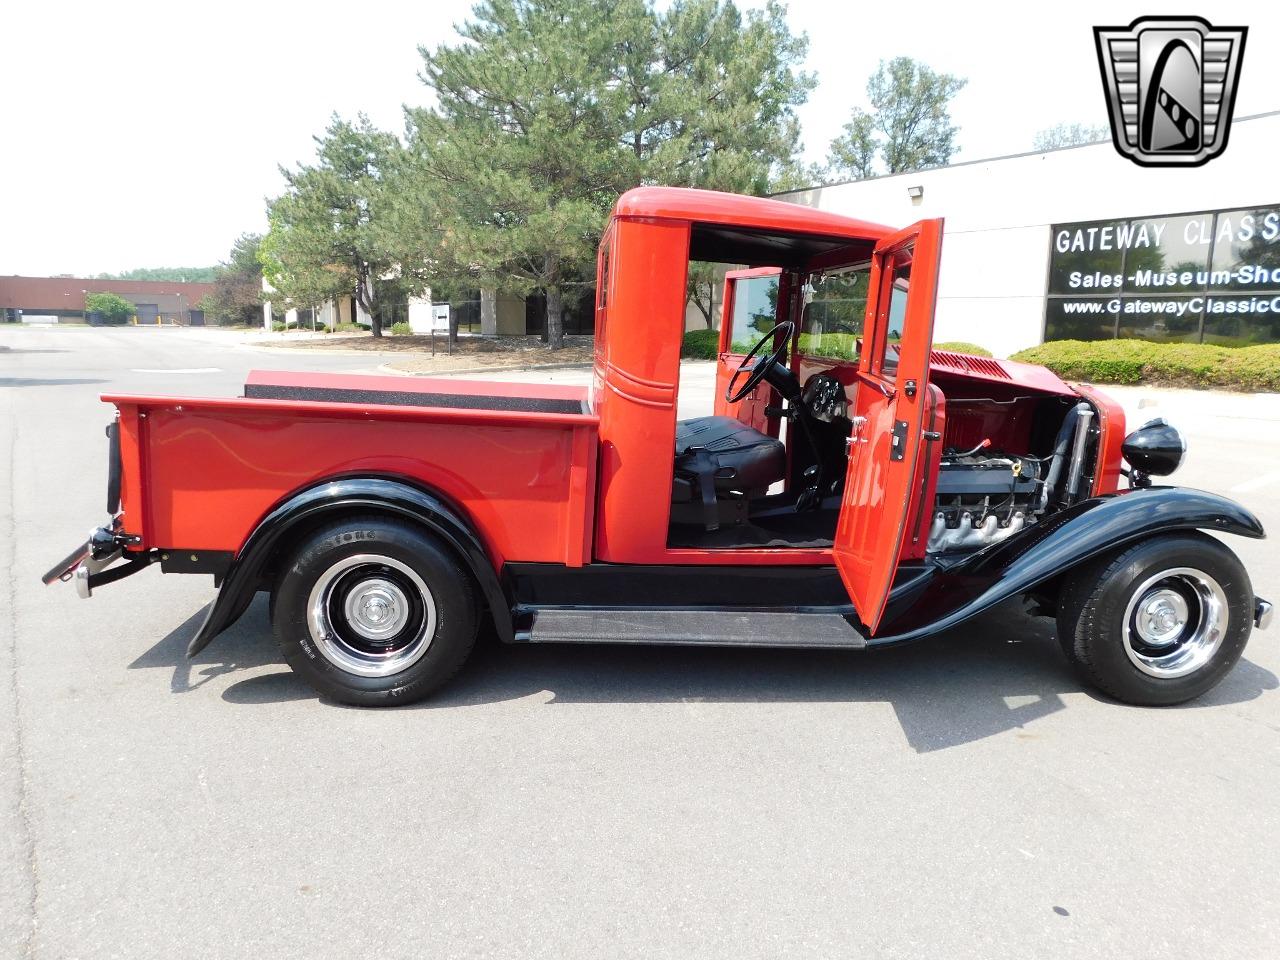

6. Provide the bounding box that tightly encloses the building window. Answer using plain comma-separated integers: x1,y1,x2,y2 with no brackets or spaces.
1045,204,1280,345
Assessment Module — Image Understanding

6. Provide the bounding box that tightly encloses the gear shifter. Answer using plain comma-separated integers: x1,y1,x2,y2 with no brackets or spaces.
795,465,822,512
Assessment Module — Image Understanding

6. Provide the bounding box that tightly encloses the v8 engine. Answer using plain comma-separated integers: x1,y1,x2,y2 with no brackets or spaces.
926,402,1101,554
927,453,1040,553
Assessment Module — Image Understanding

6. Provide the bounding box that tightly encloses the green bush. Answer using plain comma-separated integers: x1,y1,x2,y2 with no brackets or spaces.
330,321,365,334
390,321,412,335
1010,340,1280,392
271,320,287,332
797,331,860,360
934,341,993,357
681,328,720,359
84,291,135,326
681,330,999,364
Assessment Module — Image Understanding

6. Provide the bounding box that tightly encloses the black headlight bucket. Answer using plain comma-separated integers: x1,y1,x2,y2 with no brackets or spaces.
1122,418,1186,478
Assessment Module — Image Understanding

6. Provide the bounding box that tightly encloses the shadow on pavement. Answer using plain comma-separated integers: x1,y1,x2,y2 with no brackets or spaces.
130,596,1279,753
129,599,279,693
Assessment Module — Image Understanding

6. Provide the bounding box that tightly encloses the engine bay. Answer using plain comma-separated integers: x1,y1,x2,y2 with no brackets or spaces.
792,372,1104,557
925,394,1099,555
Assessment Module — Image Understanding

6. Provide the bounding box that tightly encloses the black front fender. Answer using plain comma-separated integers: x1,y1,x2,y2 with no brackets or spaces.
187,477,511,657
876,486,1264,644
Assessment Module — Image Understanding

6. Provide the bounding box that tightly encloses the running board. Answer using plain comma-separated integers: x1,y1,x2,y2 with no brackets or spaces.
517,607,867,648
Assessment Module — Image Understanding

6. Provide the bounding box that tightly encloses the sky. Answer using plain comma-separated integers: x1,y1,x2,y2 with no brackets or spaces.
2,0,1277,276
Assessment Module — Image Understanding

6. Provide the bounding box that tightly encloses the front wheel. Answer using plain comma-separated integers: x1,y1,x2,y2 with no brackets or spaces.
1056,533,1254,706
273,517,478,706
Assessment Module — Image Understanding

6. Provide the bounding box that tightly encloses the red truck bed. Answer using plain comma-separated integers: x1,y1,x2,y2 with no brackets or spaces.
103,370,599,567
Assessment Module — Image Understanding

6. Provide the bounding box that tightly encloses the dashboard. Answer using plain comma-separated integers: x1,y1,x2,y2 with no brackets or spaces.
801,373,848,422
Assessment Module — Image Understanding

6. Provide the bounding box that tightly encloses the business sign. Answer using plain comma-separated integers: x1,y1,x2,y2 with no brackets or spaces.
1046,204,1280,345
431,304,451,331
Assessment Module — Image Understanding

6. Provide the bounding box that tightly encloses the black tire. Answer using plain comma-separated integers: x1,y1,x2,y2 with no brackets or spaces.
1056,532,1254,706
272,516,478,706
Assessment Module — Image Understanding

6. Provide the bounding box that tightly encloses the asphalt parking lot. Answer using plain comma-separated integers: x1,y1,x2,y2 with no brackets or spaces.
3,326,1279,959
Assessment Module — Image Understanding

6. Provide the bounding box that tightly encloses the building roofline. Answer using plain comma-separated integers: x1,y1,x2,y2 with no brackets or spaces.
0,274,215,289
770,109,1280,198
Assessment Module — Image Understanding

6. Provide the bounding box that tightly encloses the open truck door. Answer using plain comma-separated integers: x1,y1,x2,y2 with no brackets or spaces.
833,219,944,633
714,267,786,436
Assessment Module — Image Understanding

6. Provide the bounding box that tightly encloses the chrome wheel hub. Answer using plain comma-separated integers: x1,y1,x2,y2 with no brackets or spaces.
1134,589,1189,647
344,578,409,641
306,554,436,678
1122,567,1228,679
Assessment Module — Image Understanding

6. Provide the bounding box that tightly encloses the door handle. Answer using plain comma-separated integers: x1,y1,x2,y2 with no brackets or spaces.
846,416,868,449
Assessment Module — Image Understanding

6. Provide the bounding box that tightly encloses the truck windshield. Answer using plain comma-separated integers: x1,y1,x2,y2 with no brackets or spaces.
799,264,870,361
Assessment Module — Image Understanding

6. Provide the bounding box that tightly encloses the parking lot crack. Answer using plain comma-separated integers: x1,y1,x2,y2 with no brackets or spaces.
2,405,39,959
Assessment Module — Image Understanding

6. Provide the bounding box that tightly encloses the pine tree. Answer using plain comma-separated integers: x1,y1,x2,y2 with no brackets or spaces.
396,0,813,349
263,115,399,336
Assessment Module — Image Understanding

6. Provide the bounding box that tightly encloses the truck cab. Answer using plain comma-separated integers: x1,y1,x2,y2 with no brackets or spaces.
592,189,1123,630
45,187,1270,708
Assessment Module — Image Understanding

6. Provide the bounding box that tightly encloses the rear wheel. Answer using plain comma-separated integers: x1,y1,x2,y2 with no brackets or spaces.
273,517,478,706
1056,533,1253,705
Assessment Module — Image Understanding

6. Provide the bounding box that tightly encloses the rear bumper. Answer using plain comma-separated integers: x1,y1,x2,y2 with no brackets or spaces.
41,539,95,588
1257,598,1273,631
41,525,152,597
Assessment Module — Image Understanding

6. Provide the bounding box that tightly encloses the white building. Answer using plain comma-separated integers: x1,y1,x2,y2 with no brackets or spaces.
260,282,539,337
260,279,374,332
776,111,1280,357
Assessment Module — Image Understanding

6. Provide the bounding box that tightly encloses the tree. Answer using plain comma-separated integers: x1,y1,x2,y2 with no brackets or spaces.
828,57,967,180
262,115,399,336
199,233,264,327
686,262,734,329
828,112,877,181
686,263,719,328
613,0,815,196
396,0,813,349
1033,123,1110,151
84,291,135,325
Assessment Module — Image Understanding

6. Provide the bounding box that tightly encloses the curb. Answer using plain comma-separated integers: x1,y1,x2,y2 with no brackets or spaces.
241,341,389,358
376,360,595,377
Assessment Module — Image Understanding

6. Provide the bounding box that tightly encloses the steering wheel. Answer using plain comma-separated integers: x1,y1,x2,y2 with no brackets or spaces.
725,321,795,404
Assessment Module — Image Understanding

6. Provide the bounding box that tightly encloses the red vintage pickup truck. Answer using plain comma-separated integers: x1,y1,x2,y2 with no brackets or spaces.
45,187,1270,706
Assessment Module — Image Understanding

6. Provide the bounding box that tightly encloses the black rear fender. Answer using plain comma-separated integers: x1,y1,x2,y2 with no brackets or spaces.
187,477,511,657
